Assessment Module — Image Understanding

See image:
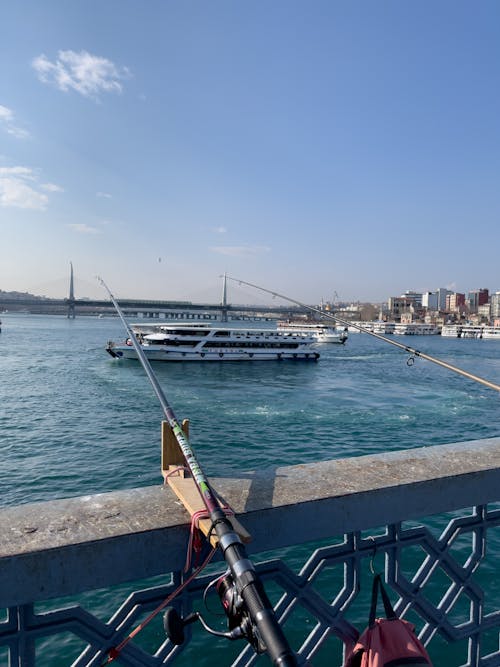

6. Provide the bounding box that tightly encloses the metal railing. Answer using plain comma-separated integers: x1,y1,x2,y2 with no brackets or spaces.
1,437,500,666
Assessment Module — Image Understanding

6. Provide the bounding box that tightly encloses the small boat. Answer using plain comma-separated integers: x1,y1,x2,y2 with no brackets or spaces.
277,320,348,344
106,324,320,361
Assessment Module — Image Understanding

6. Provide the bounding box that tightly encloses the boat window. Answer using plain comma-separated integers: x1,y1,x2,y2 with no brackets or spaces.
200,341,300,349
164,329,210,336
159,340,198,347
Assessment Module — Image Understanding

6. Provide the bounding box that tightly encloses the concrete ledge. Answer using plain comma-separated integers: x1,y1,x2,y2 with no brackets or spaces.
0,437,499,607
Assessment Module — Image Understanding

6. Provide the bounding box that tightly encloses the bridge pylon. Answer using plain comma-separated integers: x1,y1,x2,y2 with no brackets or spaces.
220,272,228,322
67,262,75,319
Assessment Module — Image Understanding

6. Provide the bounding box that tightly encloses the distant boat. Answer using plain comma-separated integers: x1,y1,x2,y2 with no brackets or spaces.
277,321,348,344
106,324,320,361
372,321,395,335
460,325,484,339
394,323,440,335
441,324,462,338
347,321,372,333
482,327,500,340
442,324,491,339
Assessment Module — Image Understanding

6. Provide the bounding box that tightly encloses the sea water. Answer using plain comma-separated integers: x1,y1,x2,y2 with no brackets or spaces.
1,313,500,665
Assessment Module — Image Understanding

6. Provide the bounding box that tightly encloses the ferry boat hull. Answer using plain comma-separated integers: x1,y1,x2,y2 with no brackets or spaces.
106,325,321,362
107,346,319,361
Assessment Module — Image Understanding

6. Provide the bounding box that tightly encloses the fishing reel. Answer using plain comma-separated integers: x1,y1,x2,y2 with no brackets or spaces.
164,572,266,653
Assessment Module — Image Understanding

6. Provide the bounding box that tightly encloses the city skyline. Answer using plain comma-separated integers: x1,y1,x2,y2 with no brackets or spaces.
1,275,498,309
2,2,500,303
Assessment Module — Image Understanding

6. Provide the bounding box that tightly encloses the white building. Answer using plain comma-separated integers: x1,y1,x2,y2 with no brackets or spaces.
490,292,500,319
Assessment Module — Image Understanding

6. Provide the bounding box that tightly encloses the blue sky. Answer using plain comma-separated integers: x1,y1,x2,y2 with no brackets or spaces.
1,1,499,304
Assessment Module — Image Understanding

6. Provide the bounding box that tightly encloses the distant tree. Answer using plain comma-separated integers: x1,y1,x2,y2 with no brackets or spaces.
359,304,378,321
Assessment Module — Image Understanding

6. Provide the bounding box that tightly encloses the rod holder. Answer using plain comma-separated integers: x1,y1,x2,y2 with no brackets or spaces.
161,420,251,547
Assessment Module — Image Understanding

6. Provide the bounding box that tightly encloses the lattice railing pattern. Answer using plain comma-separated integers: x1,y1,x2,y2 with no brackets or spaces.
2,504,500,666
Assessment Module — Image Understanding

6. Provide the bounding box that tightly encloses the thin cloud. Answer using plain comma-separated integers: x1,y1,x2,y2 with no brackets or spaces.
0,177,48,210
0,166,36,178
41,182,64,192
0,105,30,139
0,166,62,210
32,50,130,100
211,226,227,234
96,191,112,199
67,223,102,234
210,245,271,257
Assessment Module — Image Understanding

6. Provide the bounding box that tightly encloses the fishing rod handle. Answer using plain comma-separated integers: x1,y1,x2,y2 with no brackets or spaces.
239,574,299,667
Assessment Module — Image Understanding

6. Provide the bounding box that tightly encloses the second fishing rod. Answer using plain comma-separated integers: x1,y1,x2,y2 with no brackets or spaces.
226,275,500,394
98,278,298,667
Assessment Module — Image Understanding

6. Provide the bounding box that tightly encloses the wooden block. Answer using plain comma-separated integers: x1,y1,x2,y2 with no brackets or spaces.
167,473,251,547
161,419,251,547
162,419,189,477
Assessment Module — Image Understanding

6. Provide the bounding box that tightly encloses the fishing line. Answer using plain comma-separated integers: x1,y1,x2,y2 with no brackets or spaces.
226,276,500,393
98,277,298,667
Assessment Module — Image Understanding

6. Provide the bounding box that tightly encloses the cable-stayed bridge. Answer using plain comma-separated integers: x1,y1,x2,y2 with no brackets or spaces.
0,266,309,321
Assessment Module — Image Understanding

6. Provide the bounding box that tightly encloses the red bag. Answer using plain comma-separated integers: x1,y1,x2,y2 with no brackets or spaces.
344,574,432,667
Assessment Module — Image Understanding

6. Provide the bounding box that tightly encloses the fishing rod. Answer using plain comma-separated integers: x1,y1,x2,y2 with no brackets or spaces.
98,277,298,667
226,275,500,394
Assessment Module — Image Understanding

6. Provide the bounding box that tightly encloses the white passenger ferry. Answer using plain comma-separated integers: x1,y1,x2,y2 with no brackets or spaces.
441,324,462,337
347,321,372,333
482,327,500,340
460,325,484,339
372,321,395,334
106,324,320,361
394,323,440,335
276,320,348,344
441,325,495,339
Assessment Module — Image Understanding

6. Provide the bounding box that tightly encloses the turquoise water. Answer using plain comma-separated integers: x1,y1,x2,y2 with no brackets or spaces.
1,313,500,665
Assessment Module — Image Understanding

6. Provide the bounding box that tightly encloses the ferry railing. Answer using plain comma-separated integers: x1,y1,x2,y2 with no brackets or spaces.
0,437,499,666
